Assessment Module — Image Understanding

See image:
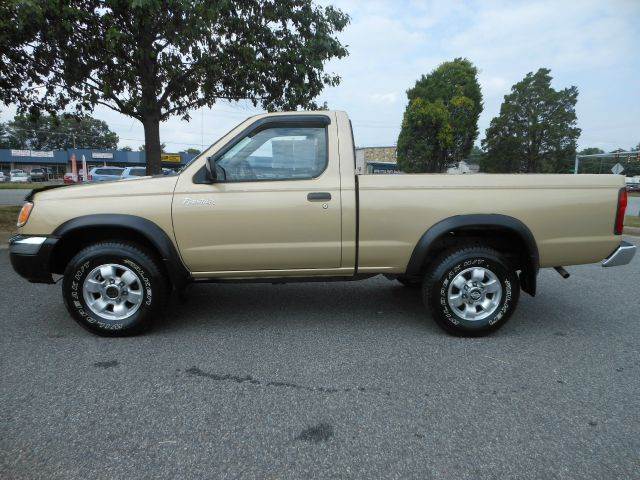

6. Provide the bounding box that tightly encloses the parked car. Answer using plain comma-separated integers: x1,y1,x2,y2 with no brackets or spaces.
29,168,48,182
63,169,88,184
89,166,124,182
9,111,636,337
63,172,76,185
121,166,148,179
0,171,6,182
10,170,30,183
162,168,177,176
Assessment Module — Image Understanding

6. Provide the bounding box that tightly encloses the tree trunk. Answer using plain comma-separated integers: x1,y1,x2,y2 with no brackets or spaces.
143,116,162,175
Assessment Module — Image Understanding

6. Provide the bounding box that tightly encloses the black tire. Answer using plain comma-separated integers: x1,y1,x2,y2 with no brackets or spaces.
62,241,168,336
396,276,421,288
422,247,520,336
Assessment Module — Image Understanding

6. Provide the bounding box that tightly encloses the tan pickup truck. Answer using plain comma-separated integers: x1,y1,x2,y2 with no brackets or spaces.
9,111,635,336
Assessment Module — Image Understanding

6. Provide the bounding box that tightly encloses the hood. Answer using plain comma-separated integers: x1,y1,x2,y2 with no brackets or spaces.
33,175,180,202
25,184,68,201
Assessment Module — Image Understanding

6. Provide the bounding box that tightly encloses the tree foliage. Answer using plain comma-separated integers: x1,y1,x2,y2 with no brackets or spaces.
1,0,349,174
0,121,9,149
481,68,580,173
579,147,605,156
4,114,119,150
573,147,604,174
397,58,482,173
397,99,453,173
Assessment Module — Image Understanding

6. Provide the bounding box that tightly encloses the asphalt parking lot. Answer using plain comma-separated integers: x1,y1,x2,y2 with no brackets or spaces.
1,238,639,480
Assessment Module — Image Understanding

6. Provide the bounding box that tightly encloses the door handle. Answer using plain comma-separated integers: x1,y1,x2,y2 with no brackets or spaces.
307,192,331,202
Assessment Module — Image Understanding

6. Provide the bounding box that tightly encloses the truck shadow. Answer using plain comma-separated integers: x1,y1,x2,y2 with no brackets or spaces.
154,277,442,334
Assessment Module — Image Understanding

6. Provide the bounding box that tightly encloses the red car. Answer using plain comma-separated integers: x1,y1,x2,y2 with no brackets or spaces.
63,169,88,184
63,172,76,184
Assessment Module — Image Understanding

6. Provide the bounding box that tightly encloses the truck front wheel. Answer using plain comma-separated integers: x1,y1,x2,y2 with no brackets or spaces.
62,241,167,336
422,247,520,336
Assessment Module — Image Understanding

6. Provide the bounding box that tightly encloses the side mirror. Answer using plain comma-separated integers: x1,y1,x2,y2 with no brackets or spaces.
205,156,217,183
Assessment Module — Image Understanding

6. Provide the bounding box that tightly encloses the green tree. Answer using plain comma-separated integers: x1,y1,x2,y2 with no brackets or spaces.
482,68,580,173
467,145,484,166
579,147,605,156
397,58,482,173
2,1,349,175
6,114,118,150
575,147,605,174
479,137,522,173
0,121,9,148
186,147,202,155
397,99,453,173
120,146,133,152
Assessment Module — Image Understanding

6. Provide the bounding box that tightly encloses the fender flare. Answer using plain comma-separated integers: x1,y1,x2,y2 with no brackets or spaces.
52,214,191,289
405,214,539,296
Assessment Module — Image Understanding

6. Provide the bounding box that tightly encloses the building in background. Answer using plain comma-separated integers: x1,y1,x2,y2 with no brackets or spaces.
355,146,399,174
0,148,197,177
355,146,481,174
446,160,480,175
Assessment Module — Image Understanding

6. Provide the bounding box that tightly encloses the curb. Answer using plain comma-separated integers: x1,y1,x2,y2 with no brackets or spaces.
623,226,640,237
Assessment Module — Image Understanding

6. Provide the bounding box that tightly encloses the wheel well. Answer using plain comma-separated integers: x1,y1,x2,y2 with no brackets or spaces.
408,225,537,295
425,227,527,268
50,226,165,277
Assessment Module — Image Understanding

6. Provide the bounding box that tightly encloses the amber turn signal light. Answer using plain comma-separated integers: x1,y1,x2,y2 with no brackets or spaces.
17,202,34,227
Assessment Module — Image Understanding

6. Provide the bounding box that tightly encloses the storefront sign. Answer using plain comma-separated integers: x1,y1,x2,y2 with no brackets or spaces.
162,154,182,163
11,149,54,158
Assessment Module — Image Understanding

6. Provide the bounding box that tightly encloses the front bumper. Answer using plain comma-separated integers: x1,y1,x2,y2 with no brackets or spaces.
8,235,58,283
602,241,637,267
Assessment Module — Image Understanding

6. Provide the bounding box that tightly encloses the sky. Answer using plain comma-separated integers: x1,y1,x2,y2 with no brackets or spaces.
1,0,639,153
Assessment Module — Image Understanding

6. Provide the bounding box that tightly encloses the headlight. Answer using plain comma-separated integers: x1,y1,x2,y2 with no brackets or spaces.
17,202,34,227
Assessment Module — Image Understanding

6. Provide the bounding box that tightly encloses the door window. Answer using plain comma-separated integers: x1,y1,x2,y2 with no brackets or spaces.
216,127,327,182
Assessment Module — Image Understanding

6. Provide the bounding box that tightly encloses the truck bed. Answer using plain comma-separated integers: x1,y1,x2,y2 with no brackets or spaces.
357,173,623,271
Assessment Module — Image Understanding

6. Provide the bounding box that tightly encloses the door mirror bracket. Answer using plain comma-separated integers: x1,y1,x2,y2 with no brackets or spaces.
205,157,217,183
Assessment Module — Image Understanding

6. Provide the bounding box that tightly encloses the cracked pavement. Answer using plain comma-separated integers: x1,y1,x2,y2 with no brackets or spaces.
1,239,639,479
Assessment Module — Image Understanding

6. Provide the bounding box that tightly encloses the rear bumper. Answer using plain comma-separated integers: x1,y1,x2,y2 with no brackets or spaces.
8,235,58,283
602,241,636,267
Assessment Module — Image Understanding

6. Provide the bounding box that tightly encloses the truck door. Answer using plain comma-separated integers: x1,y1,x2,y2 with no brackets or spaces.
172,114,342,273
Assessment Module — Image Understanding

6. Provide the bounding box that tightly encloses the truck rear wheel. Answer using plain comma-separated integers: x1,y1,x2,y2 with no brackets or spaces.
62,241,167,336
422,247,520,336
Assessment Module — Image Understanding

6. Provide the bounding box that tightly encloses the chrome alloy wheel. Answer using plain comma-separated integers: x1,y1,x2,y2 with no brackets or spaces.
82,263,144,320
447,267,502,321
